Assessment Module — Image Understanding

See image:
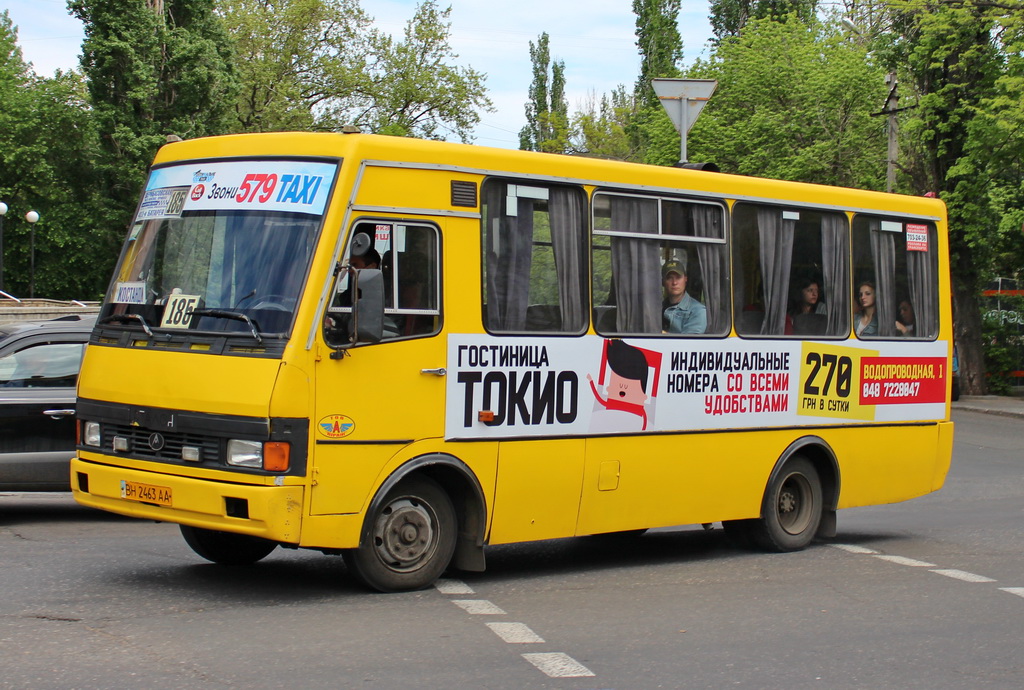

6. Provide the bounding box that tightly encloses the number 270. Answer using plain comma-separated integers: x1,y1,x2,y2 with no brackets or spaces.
803,353,852,397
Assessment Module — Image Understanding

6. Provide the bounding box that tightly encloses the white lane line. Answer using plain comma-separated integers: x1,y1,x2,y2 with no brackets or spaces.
451,599,507,615
831,544,879,554
999,587,1024,598
434,579,475,595
930,569,996,583
486,622,545,644
521,652,595,678
873,555,937,567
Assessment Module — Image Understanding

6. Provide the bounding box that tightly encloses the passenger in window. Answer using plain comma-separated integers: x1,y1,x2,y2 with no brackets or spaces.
896,299,915,336
855,281,878,336
662,259,707,334
790,278,827,317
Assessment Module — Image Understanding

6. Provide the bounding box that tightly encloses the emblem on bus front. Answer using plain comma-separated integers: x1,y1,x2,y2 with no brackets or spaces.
318,415,355,439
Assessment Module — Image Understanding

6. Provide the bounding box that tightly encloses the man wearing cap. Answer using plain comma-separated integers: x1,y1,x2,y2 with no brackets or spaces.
662,259,707,334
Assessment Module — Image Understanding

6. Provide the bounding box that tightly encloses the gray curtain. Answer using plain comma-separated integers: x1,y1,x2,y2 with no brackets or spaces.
821,214,849,336
549,187,585,331
693,205,727,335
610,197,661,333
870,221,897,337
484,183,533,331
758,208,795,335
907,227,938,337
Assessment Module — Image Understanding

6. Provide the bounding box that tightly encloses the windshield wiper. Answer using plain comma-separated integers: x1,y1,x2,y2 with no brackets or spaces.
190,308,263,344
100,313,154,336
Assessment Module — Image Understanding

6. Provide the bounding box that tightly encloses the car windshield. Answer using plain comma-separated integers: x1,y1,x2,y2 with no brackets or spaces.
101,159,337,337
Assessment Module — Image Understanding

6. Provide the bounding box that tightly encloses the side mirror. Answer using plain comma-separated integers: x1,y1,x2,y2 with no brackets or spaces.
348,268,384,344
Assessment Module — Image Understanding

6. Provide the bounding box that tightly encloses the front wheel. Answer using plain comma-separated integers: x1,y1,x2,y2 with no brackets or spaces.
180,525,278,565
343,476,457,592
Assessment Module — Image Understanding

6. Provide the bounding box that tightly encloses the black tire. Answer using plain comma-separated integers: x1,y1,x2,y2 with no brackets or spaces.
343,476,457,593
746,456,823,552
180,525,277,565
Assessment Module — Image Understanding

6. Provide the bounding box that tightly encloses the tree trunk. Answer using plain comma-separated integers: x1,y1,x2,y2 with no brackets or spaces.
952,249,987,395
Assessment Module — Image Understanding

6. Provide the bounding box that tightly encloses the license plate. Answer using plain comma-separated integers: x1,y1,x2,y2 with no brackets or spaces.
120,480,172,506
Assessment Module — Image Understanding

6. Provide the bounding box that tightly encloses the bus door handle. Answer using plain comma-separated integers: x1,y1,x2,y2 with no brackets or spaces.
420,368,447,377
44,408,76,419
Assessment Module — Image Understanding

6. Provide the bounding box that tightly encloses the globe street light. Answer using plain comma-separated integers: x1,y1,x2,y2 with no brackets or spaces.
0,201,7,293
25,210,39,298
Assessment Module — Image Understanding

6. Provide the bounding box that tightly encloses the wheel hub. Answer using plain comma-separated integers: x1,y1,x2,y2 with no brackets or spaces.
372,498,436,570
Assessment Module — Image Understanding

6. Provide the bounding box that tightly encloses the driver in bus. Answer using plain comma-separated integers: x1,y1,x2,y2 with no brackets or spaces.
662,259,707,334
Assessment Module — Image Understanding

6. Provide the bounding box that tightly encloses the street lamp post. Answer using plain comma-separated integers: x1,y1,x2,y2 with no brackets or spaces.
25,210,39,298
0,201,6,293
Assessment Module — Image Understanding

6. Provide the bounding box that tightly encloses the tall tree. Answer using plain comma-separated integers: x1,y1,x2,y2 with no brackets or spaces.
519,32,569,153
0,12,107,299
220,0,374,132
633,0,683,107
69,0,239,223
708,0,818,43
880,0,1009,395
571,86,638,161
687,15,886,188
339,1,491,141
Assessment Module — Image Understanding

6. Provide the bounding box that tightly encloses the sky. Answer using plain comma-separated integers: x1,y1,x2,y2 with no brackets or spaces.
3,0,715,149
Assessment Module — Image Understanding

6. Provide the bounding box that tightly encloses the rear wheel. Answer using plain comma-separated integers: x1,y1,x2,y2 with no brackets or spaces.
343,476,457,592
725,456,822,552
180,525,277,565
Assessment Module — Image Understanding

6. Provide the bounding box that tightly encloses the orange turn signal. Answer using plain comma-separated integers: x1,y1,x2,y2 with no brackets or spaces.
478,410,495,423
263,441,290,472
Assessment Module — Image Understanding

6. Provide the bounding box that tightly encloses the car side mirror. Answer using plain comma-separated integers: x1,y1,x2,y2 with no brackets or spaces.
347,268,384,344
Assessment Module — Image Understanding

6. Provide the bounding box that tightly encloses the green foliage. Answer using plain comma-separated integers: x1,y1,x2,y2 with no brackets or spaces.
220,0,373,132
981,294,1024,395
685,16,887,186
69,0,239,254
571,86,639,161
708,0,818,44
519,33,570,153
633,0,683,107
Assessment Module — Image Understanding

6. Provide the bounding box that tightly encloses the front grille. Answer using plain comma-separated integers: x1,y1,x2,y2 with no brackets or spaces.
102,424,222,464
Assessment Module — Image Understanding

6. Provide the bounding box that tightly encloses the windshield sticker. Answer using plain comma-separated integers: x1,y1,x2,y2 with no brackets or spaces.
160,292,201,329
114,282,147,304
137,186,189,220
142,160,337,218
318,414,355,439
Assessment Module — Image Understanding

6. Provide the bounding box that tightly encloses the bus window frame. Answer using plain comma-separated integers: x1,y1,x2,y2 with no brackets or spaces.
324,217,444,348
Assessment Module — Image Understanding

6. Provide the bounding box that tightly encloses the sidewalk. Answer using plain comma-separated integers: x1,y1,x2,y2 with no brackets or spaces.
952,395,1024,420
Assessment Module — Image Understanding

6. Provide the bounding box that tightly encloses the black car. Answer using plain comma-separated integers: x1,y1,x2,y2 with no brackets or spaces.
0,314,96,491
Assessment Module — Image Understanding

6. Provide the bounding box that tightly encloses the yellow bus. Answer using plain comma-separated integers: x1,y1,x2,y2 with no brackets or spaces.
71,132,954,591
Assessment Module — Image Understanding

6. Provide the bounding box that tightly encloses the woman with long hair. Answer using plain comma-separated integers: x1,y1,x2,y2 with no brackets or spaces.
856,281,878,336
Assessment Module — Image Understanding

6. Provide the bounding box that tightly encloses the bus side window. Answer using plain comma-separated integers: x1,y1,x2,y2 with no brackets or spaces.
324,222,441,347
852,217,938,339
591,193,728,337
732,204,849,338
481,180,587,335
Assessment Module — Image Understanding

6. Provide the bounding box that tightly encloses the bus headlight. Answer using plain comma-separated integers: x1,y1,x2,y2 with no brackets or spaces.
227,439,262,468
83,421,101,447
227,440,290,472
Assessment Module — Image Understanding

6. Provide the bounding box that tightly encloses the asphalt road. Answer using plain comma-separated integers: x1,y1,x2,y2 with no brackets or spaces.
1,409,1021,689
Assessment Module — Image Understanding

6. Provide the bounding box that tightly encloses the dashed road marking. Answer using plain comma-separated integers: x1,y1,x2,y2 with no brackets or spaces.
451,599,506,615
999,587,1024,599
434,579,475,595
930,569,996,583
831,544,878,554
522,652,595,678
873,555,936,567
486,622,545,644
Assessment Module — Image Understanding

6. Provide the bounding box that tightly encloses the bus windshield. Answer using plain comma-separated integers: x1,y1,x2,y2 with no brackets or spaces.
102,159,337,338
